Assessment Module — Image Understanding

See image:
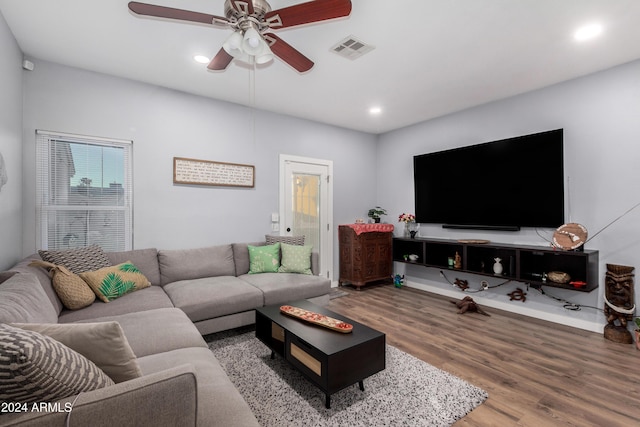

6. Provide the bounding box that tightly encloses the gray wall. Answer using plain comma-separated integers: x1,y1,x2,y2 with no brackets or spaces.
0,11,23,270
378,59,640,331
20,60,378,276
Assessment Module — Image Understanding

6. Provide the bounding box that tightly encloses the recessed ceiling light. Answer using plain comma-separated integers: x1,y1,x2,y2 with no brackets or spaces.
574,23,603,41
369,107,382,115
193,55,210,64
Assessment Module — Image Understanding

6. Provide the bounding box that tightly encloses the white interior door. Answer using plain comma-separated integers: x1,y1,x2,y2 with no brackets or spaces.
280,155,333,280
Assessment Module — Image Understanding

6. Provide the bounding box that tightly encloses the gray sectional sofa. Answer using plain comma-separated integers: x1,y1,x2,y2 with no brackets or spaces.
0,241,331,426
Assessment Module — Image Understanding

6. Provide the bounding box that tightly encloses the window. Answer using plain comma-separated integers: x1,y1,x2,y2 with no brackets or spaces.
36,130,133,251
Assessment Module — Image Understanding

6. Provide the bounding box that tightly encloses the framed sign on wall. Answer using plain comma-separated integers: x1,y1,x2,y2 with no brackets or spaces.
173,157,255,188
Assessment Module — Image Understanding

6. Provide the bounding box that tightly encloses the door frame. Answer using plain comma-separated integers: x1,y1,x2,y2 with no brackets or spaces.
279,154,334,283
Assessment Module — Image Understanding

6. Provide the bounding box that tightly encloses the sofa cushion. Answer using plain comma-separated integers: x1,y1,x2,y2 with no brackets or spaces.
106,248,161,286
80,261,151,303
240,272,331,306
278,243,313,275
164,276,263,322
0,271,17,284
13,321,143,384
248,243,280,274
138,347,260,427
58,286,174,324
159,245,236,286
8,254,65,315
232,242,264,276
0,273,59,324
76,308,207,358
0,323,114,404
38,245,111,274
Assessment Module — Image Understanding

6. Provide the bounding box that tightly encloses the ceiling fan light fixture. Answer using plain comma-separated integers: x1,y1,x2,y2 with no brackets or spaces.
222,31,244,57
242,26,265,55
254,43,274,64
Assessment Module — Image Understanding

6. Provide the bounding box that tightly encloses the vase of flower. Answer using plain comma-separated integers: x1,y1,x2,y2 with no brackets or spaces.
398,213,416,238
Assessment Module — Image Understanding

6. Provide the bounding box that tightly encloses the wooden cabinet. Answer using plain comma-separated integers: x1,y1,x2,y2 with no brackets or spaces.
339,225,393,290
393,237,599,292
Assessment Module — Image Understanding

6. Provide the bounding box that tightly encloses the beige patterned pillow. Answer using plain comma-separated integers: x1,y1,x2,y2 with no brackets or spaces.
80,261,151,303
12,322,142,384
0,323,114,404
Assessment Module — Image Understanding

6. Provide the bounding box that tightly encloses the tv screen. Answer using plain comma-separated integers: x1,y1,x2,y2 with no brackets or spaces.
414,129,564,230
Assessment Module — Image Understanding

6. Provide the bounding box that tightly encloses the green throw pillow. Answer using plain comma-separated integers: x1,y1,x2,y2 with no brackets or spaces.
248,243,281,274
278,243,313,275
80,261,151,303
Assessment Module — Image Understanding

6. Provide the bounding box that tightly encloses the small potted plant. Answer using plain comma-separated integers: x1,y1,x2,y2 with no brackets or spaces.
367,206,387,223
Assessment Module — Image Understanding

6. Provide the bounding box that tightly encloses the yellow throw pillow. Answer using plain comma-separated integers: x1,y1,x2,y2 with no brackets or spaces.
80,261,151,303
29,260,95,310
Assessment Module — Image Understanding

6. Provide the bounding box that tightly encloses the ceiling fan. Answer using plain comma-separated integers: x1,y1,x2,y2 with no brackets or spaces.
128,0,352,73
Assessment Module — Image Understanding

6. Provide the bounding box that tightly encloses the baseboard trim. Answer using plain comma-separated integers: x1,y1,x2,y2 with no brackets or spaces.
405,280,604,333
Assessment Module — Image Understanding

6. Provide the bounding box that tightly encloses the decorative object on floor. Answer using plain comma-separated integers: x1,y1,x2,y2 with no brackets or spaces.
280,305,353,333
454,278,469,291
603,264,635,344
367,206,387,223
128,0,352,72
508,288,527,302
547,271,571,284
173,157,255,188
451,296,490,316
392,274,404,288
454,251,462,269
0,151,7,193
553,223,588,251
208,330,488,426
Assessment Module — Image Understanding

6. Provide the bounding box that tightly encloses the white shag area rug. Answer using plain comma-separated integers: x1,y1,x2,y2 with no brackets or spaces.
207,328,488,427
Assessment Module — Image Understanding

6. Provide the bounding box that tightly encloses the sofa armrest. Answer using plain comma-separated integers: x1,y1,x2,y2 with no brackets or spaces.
311,251,320,276
0,365,198,427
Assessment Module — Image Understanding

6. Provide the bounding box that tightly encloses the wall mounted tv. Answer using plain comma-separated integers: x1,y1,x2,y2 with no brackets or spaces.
414,129,564,231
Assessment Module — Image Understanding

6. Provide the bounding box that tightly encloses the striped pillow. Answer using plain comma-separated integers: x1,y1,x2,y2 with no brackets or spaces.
38,245,111,274
265,235,305,246
0,324,114,404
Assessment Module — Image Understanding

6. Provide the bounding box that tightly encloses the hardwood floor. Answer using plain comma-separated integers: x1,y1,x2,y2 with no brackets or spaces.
327,284,640,427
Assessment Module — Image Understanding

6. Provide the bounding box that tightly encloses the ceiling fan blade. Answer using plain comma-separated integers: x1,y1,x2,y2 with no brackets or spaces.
264,33,314,73
228,0,255,16
207,48,234,71
128,2,228,26
264,0,352,29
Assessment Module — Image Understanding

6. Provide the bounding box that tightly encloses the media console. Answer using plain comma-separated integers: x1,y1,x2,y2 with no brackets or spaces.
393,237,599,292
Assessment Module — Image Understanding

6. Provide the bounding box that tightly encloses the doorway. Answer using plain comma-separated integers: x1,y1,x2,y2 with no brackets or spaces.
279,155,333,281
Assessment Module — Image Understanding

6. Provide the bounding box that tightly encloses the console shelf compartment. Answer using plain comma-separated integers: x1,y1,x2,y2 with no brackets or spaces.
393,237,599,292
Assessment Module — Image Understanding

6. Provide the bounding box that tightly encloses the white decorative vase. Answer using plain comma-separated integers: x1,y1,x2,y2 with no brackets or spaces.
493,257,503,275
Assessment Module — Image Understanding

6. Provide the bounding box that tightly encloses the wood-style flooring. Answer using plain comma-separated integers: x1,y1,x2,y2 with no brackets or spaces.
326,284,640,427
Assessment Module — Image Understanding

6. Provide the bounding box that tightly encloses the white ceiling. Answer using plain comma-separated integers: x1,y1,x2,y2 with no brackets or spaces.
2,0,640,134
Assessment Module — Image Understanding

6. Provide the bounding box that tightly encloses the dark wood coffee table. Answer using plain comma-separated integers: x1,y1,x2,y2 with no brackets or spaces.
255,300,385,408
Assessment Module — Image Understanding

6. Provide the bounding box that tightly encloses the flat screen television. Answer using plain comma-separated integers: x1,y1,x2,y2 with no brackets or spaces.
414,129,564,230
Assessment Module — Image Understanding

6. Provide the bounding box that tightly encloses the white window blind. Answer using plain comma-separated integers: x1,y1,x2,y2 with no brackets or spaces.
36,130,133,251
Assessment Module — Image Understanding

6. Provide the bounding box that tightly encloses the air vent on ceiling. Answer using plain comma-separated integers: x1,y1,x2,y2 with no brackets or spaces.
331,35,374,60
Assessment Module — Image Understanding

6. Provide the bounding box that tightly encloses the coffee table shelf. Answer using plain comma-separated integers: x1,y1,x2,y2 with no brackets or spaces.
255,300,385,408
